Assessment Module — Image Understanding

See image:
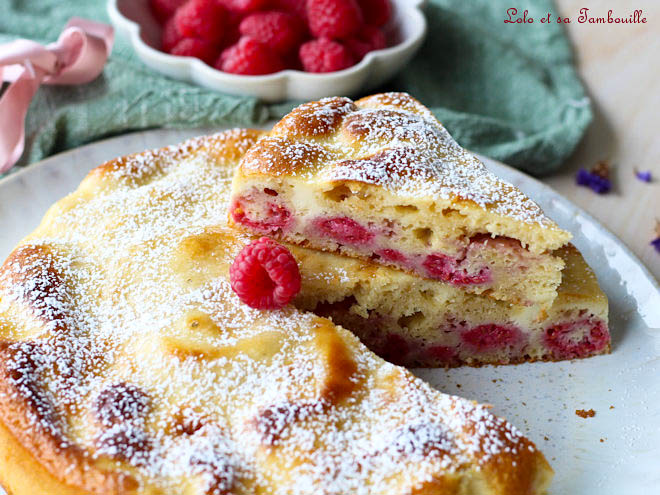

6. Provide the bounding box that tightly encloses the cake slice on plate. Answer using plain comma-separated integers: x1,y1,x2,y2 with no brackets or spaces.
293,243,610,367
229,93,572,306
0,130,553,494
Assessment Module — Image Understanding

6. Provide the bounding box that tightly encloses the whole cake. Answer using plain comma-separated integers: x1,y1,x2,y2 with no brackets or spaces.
0,130,553,494
229,93,572,306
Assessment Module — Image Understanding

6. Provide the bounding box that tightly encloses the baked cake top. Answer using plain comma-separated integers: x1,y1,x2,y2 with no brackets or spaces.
237,92,571,252
0,130,551,494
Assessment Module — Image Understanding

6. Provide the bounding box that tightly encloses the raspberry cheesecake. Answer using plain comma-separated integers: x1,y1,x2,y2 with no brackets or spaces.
0,131,553,494
229,93,571,306
292,243,610,367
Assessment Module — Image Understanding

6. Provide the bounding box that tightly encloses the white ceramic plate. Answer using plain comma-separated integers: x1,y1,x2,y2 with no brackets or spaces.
1,129,659,494
107,0,427,102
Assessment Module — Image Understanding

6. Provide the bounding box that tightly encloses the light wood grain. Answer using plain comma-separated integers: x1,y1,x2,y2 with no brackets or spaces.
550,0,660,281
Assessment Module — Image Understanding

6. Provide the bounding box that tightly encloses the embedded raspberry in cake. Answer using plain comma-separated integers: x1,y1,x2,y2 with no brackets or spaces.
426,345,459,366
461,324,525,353
311,217,375,246
544,319,610,359
229,194,292,234
422,254,491,285
377,249,408,264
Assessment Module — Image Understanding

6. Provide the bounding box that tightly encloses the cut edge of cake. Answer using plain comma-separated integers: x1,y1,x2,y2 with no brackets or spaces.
292,243,610,368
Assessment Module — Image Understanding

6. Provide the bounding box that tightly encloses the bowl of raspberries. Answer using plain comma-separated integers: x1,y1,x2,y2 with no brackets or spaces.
107,0,426,101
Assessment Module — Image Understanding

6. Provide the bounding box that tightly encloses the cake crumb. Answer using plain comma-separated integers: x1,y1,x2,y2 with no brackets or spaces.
609,405,614,409
543,436,549,441
575,408,596,418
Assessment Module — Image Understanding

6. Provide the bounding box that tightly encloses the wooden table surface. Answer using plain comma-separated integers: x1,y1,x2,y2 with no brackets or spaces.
549,0,659,281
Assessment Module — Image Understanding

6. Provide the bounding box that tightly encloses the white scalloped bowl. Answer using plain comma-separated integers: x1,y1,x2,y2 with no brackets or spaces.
107,0,427,102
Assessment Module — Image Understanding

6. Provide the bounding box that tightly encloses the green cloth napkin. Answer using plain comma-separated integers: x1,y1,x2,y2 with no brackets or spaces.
0,0,591,176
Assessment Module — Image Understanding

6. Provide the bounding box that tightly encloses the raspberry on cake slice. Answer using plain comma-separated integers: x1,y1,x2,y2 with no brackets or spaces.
229,92,572,306
292,243,610,367
230,236,301,309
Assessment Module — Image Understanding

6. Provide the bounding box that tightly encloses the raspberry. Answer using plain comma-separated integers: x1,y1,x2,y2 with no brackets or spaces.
174,0,228,45
230,237,301,310
170,38,219,64
461,324,524,353
270,0,307,19
313,216,373,244
306,0,363,39
161,17,185,52
544,319,609,359
229,196,292,232
219,0,267,13
423,254,491,285
299,38,355,72
362,25,386,48
346,25,386,60
426,345,458,366
224,10,245,46
150,0,187,22
357,0,391,27
377,248,407,264
217,36,285,75
239,11,307,55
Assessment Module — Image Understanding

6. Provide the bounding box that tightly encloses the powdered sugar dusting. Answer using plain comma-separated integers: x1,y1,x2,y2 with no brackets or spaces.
258,94,561,229
0,129,542,493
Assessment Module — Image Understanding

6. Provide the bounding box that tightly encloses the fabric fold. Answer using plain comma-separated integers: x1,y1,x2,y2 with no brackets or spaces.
0,18,114,173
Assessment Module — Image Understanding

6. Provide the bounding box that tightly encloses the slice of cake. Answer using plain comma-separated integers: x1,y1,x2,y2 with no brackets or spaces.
0,130,553,494
229,93,572,306
292,243,610,367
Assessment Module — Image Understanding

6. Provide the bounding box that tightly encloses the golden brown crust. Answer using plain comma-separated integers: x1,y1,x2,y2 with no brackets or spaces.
471,425,552,495
271,97,357,139
310,319,359,403
354,92,433,115
0,417,93,495
90,128,266,183
240,136,332,177
0,244,139,493
0,342,139,494
0,245,68,326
